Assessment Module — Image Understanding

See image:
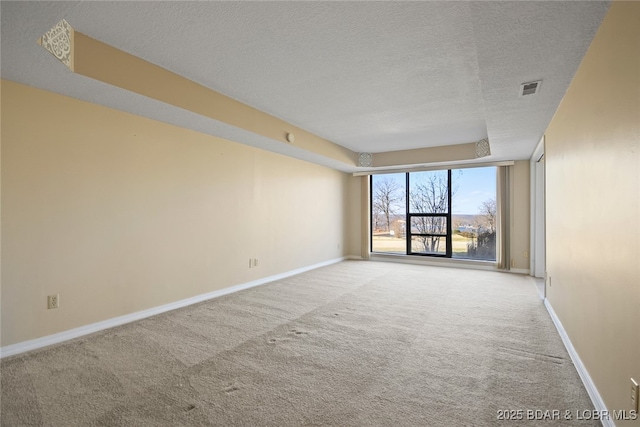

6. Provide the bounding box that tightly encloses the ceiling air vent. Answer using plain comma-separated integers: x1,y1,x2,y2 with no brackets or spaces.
520,80,542,97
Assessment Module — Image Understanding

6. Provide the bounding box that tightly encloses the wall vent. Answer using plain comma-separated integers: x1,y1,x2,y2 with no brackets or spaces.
520,80,542,96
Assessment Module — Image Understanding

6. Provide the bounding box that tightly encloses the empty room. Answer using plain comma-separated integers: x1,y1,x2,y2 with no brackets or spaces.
1,1,638,426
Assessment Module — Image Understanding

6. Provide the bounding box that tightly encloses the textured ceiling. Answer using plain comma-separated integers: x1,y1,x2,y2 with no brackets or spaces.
1,1,609,171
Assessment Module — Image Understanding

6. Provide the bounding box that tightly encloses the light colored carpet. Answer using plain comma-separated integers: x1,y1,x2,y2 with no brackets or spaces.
1,261,598,426
533,277,545,300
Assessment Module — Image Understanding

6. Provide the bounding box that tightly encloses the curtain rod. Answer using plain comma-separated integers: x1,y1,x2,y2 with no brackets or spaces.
352,160,515,176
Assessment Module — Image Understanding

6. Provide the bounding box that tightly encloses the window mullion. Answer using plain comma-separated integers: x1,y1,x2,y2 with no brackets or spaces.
446,169,453,257
405,172,410,255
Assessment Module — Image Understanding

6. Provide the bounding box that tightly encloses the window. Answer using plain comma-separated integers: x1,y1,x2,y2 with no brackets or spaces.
370,173,406,254
371,166,496,261
408,170,451,256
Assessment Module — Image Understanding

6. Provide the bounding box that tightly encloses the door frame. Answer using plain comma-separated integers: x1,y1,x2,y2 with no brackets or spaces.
530,136,546,293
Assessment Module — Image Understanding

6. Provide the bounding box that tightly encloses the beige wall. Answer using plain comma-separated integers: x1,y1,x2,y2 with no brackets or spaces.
346,176,364,257
545,2,640,424
373,143,477,167
1,80,351,347
510,161,530,271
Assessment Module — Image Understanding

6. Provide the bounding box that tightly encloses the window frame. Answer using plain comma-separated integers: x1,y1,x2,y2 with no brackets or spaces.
405,169,453,257
370,167,498,260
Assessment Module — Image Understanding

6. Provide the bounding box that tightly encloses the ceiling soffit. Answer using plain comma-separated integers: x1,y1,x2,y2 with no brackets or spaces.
1,1,610,172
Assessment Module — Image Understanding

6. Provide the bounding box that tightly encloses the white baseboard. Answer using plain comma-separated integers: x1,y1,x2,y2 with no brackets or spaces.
0,256,346,359
544,299,613,427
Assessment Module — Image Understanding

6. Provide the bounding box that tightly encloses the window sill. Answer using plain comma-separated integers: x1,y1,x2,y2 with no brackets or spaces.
369,253,498,271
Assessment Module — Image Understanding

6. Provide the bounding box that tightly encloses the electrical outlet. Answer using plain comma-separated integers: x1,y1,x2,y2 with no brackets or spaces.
632,378,639,412
254,258,258,267
47,294,59,309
